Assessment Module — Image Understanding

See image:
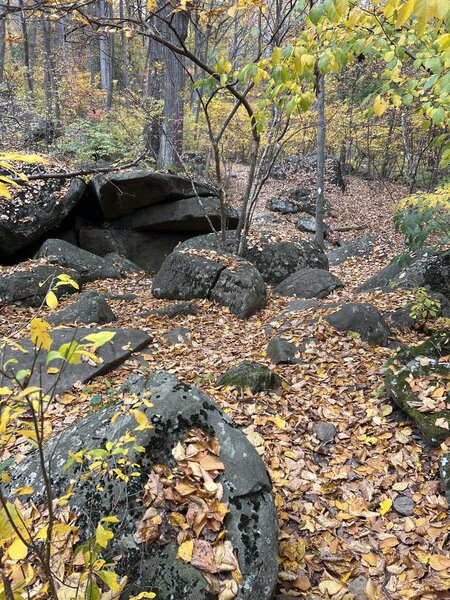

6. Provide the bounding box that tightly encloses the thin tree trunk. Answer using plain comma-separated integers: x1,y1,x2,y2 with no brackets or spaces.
401,111,416,192
119,0,130,108
19,0,33,93
41,17,61,130
0,16,5,84
98,0,111,102
315,73,326,248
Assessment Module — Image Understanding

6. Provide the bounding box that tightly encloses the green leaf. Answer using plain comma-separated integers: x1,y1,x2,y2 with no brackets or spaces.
309,2,324,24
431,106,445,126
97,570,122,592
318,54,329,74
82,331,116,349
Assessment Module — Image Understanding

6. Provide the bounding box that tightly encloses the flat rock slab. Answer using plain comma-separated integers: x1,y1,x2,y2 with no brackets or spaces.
275,268,343,299
0,264,81,307
36,239,123,283
0,178,86,260
9,371,278,600
90,171,215,219
0,327,151,397
112,195,239,232
79,229,194,273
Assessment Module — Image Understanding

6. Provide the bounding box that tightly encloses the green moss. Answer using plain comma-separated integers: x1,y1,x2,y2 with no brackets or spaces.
216,361,282,393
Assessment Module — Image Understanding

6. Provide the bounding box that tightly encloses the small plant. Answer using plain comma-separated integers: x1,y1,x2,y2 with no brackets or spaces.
407,287,442,324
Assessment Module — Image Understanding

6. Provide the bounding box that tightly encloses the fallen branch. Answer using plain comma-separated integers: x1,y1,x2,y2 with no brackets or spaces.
332,224,368,233
9,153,148,184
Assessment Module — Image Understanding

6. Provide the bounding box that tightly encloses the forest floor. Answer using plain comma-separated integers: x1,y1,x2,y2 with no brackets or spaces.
1,168,450,600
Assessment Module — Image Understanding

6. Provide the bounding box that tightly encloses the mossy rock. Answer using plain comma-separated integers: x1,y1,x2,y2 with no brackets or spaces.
394,328,450,364
216,361,283,393
385,360,450,447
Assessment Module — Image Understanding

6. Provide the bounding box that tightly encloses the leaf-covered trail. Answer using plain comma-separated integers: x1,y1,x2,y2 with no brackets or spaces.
1,175,449,599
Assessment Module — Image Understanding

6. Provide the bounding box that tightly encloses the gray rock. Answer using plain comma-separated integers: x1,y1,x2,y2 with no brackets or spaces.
348,575,368,599
217,361,282,393
90,170,215,219
275,268,343,299
244,239,328,285
267,336,298,364
147,302,200,319
266,197,302,214
0,265,81,307
153,250,267,319
112,195,239,233
328,236,375,266
325,303,391,346
8,371,278,600
152,250,224,301
105,253,143,274
296,216,318,233
35,239,123,283
439,454,450,506
162,326,191,345
211,261,267,319
48,291,116,325
0,178,86,260
312,422,337,443
0,327,151,397
393,495,415,516
79,229,194,273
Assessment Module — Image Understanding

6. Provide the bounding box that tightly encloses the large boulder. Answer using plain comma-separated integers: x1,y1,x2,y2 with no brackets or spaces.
112,195,239,233
35,239,123,283
0,327,151,396
244,239,328,285
325,303,391,346
90,170,215,219
153,250,267,319
275,268,343,299
0,178,86,260
0,264,81,307
385,329,450,447
79,229,194,272
48,290,117,325
328,236,375,266
178,234,328,286
9,371,278,600
217,361,282,393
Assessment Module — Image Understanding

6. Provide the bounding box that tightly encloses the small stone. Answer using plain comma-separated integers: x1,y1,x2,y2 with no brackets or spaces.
393,495,415,516
162,327,191,345
267,336,298,364
312,422,337,443
348,575,368,599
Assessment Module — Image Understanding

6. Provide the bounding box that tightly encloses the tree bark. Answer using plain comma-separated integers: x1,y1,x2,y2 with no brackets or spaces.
41,17,61,130
19,0,33,93
98,0,112,103
315,72,326,248
0,16,5,84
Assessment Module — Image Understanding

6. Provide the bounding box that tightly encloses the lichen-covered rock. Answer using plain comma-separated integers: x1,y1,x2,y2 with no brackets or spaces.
385,329,450,447
216,361,282,393
267,336,298,364
8,371,278,600
275,268,343,299
325,303,391,346
439,454,450,506
152,250,267,319
48,290,116,325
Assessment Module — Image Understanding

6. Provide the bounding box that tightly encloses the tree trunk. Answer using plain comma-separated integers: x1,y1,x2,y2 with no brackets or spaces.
401,111,416,192
0,16,5,84
315,73,326,248
41,17,61,130
19,0,33,93
98,0,111,102
119,0,130,108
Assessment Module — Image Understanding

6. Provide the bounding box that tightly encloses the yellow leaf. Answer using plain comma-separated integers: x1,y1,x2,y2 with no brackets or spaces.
45,290,58,310
131,409,152,431
12,486,33,495
8,538,28,560
30,318,52,352
319,579,344,595
378,498,393,515
395,0,415,27
271,416,287,429
129,593,156,600
146,0,157,10
373,95,389,117
95,523,114,549
177,539,194,562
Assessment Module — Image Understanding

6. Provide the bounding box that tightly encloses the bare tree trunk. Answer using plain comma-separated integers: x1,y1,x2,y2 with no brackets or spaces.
0,16,5,84
119,0,130,108
315,73,326,248
41,17,61,130
19,0,33,93
98,0,111,102
401,111,416,192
